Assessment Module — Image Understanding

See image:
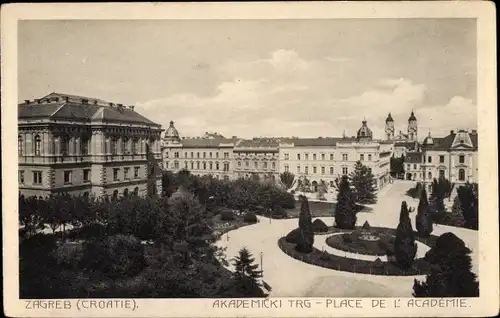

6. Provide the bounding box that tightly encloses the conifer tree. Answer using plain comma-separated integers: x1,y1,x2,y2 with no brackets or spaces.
349,161,378,204
457,183,478,230
430,178,446,222
334,175,357,229
416,188,433,236
297,195,314,253
413,232,479,297
394,201,417,269
232,247,263,293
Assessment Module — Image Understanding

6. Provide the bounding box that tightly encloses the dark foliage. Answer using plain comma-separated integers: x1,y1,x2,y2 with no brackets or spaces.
456,183,478,230
312,219,328,233
334,175,357,229
243,212,258,223
349,161,378,204
415,188,433,236
220,210,235,221
429,178,448,222
285,228,301,244
413,232,479,297
280,171,295,189
231,248,265,296
393,201,417,269
296,196,314,253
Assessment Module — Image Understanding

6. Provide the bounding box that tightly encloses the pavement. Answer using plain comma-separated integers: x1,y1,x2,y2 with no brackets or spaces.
216,180,479,297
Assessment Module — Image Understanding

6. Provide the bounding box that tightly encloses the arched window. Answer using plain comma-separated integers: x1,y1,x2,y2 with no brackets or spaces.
18,135,23,156
83,191,89,197
34,135,42,156
61,135,70,155
458,169,466,181
123,188,129,197
428,171,432,180
112,189,119,201
133,187,139,196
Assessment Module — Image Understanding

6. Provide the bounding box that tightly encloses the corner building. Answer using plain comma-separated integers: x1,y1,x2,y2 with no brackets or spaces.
18,93,163,198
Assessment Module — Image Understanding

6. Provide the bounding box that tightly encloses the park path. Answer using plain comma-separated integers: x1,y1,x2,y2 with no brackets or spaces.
217,180,478,297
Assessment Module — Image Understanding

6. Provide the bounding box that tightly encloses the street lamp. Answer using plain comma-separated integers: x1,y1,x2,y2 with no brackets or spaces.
260,252,263,275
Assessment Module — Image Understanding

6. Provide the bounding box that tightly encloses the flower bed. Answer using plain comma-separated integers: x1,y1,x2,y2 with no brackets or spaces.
278,226,441,276
325,232,393,256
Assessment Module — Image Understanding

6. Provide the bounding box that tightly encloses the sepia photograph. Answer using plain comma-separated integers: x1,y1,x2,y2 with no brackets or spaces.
2,2,498,317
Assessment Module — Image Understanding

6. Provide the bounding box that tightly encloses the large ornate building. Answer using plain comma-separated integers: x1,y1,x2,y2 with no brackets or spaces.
18,93,163,198
161,119,393,192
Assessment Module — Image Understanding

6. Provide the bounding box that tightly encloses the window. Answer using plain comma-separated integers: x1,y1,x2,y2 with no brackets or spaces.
413,164,417,169
284,165,289,172
238,161,241,167
272,162,276,170
224,152,229,159
203,152,206,158
342,167,348,175
223,163,229,171
305,153,309,160
81,137,89,155
197,152,200,158
297,165,301,173
305,166,309,174
439,170,445,179
34,135,41,156
428,171,432,180
459,155,465,164
83,169,91,182
184,152,188,158
263,162,268,169
19,171,24,184
123,188,129,197
210,162,213,170
122,137,129,154
133,187,139,196
254,161,258,169
439,155,445,163
165,152,169,158
64,171,72,184
428,156,432,163
197,162,200,169
330,181,334,187
321,167,325,174
330,154,334,161
174,161,179,169
297,154,301,160
175,152,179,159
342,153,348,161
18,135,23,156
209,152,212,158
134,167,140,179
245,161,249,167
368,167,372,174
313,154,317,160
216,153,219,158
216,162,220,170
368,154,372,161
330,167,334,175
185,162,188,169
113,168,120,181
62,136,70,156
458,169,466,181
313,166,317,174
202,162,206,170
124,167,130,180
407,164,411,170
284,153,289,160
33,171,42,185
321,154,325,160
191,162,194,170
360,154,364,161
111,138,118,155
190,152,194,158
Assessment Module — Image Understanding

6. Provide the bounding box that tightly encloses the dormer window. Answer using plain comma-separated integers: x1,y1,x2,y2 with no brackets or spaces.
81,99,89,104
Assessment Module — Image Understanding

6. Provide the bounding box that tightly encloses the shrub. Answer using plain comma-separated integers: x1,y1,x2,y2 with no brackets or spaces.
343,235,353,243
220,210,235,221
377,240,388,250
80,234,146,278
243,212,258,223
319,251,331,261
285,228,301,244
272,206,288,219
67,223,107,240
53,242,84,270
362,221,371,229
312,219,328,232
373,258,384,268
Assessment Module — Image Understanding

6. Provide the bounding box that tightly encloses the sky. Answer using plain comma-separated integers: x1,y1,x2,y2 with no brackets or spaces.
18,19,477,140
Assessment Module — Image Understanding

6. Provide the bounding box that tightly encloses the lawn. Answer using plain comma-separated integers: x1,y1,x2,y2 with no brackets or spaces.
286,200,372,218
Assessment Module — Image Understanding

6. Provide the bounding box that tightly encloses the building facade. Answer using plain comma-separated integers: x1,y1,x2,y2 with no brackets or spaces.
386,111,420,158
419,129,478,192
18,93,163,198
233,139,279,182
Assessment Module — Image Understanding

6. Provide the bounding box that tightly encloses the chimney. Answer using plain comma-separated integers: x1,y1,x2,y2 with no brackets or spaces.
108,102,114,107
93,100,98,105
450,130,455,134
129,105,135,110
24,100,30,104
117,103,123,108
471,129,477,134
35,99,41,104
64,96,70,102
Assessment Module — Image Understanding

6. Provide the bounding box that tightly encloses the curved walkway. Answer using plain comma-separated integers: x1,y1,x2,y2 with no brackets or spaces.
217,181,478,297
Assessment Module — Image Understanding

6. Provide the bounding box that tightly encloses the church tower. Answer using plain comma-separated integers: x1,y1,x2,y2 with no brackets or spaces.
408,110,418,141
385,113,394,140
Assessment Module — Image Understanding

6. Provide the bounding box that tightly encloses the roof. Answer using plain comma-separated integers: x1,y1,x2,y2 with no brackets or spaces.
421,131,478,151
180,138,237,148
385,113,394,123
236,139,279,148
408,111,417,122
18,93,160,127
292,137,356,147
405,152,423,163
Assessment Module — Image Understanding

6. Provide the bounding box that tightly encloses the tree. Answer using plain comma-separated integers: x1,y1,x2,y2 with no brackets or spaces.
349,161,378,204
430,178,446,222
413,232,478,297
334,175,357,229
232,247,263,295
456,182,478,230
415,188,433,236
390,155,405,178
297,196,314,253
280,171,295,189
393,201,417,269
317,179,327,200
19,195,45,238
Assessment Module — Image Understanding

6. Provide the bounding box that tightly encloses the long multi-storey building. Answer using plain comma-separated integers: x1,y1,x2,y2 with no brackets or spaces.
414,129,478,192
18,93,163,198
161,119,393,192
